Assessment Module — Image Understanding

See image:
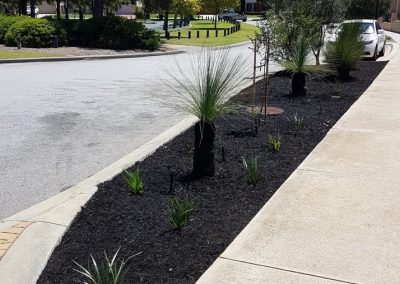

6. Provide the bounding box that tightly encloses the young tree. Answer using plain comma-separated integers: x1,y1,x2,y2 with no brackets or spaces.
172,0,200,28
201,0,240,29
70,0,90,20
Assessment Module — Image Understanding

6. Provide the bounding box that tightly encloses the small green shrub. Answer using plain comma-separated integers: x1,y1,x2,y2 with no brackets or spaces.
268,135,282,152
325,23,364,80
242,156,260,186
123,167,144,195
293,113,304,130
73,248,136,284
168,197,195,230
5,18,60,48
74,16,160,50
0,15,28,43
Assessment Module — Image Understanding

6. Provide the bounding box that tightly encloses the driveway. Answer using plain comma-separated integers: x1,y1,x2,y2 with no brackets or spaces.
0,43,279,220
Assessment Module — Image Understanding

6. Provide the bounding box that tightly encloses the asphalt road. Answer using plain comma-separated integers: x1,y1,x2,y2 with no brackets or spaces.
0,43,281,220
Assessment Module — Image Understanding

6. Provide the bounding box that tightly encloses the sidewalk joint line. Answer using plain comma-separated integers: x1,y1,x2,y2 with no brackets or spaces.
219,257,359,284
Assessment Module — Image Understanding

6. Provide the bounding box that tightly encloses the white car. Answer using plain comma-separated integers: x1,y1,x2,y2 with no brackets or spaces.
326,19,386,60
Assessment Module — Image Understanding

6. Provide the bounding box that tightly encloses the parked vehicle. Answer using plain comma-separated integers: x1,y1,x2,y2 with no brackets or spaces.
325,19,385,60
218,10,247,22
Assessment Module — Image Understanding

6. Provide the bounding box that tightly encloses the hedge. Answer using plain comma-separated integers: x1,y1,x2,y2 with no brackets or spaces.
1,15,159,50
5,17,60,48
0,15,28,43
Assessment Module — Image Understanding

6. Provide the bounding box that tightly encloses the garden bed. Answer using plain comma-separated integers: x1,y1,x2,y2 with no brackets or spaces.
39,60,387,283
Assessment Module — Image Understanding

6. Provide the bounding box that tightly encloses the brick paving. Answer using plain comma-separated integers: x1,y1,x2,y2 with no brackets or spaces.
0,222,32,261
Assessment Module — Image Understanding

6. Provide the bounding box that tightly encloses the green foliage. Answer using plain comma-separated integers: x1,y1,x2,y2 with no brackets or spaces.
257,0,347,65
345,0,392,19
0,0,18,15
200,0,240,14
68,16,160,50
168,197,195,230
73,248,135,284
282,34,310,74
268,135,281,152
325,23,364,80
242,156,260,186
293,112,304,130
167,48,249,123
4,17,60,48
0,15,27,43
123,167,144,195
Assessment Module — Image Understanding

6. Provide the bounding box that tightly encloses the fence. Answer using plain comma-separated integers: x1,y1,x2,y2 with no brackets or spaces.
164,18,241,40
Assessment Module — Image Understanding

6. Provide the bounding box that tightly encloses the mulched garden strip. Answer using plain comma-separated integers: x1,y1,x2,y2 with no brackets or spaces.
39,61,387,283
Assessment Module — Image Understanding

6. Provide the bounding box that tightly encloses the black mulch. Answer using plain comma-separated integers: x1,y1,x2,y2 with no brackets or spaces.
39,61,387,284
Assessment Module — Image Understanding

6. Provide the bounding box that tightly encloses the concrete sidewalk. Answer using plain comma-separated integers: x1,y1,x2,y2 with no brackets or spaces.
198,48,400,282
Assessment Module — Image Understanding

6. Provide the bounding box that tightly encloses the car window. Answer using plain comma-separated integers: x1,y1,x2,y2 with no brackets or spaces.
337,23,375,34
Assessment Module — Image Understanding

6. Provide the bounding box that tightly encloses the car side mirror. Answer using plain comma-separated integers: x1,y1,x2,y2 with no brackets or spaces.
378,29,384,34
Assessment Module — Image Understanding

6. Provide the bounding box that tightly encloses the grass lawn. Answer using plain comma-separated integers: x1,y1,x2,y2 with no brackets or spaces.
0,50,61,59
165,22,259,47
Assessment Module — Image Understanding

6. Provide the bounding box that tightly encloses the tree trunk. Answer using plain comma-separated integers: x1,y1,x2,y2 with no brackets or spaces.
214,7,218,30
291,73,306,96
315,51,320,65
65,0,69,20
19,0,27,15
164,7,169,38
192,122,215,178
79,6,84,21
93,0,103,18
173,13,177,29
56,0,61,20
29,0,35,17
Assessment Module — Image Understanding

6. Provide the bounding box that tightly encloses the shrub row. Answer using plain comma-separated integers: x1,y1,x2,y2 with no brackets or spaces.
0,15,160,50
59,16,160,50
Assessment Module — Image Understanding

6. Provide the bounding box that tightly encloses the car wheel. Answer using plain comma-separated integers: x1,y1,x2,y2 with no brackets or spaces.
372,45,378,61
379,41,386,57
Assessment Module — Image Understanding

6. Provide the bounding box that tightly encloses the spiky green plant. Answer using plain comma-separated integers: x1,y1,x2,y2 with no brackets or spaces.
268,135,282,152
282,34,330,96
168,197,195,230
73,248,138,284
325,23,364,80
293,113,304,130
166,48,250,177
242,156,260,186
123,167,144,195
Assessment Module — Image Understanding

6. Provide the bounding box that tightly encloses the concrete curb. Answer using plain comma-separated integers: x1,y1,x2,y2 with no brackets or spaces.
0,50,185,64
0,116,197,283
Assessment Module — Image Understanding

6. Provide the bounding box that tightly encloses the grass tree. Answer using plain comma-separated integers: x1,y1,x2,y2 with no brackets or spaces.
282,34,328,96
325,23,364,80
168,48,249,178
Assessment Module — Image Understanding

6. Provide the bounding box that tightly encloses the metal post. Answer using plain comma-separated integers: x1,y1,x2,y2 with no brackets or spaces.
206,30,209,38
178,31,181,39
197,30,200,38
188,31,191,39
215,30,218,37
